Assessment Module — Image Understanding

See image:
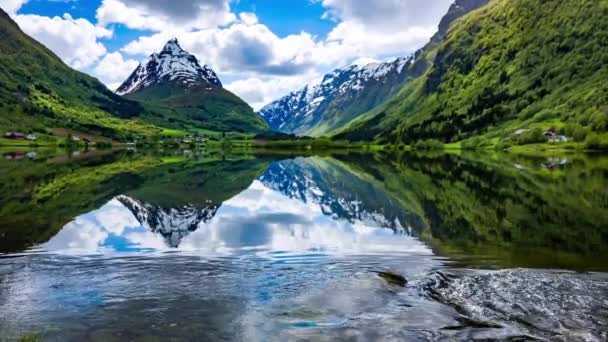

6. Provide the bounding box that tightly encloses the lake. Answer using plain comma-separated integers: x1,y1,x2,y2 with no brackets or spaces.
0,149,607,341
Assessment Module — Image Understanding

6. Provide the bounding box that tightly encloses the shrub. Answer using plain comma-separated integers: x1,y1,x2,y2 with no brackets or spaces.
95,141,112,149
516,128,545,145
413,139,444,150
562,123,588,142
496,139,513,150
584,133,608,150
462,136,482,150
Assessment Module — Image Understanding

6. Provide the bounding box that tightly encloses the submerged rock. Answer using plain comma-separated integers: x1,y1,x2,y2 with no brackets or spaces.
376,271,408,287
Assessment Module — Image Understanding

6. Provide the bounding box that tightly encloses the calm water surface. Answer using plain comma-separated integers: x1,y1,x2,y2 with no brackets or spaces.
0,150,607,341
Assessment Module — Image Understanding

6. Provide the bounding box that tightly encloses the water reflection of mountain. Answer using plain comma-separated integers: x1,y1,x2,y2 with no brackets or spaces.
333,152,608,270
115,158,272,248
117,196,220,248
0,153,272,252
259,157,425,234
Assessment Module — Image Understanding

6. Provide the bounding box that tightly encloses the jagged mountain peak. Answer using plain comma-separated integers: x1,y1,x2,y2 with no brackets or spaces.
116,38,222,96
161,37,183,54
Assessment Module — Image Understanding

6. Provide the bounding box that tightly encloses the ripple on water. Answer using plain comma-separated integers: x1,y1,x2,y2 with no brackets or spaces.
423,269,608,341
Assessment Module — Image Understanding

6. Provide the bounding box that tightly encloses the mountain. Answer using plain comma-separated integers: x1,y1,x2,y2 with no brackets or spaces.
336,0,608,146
259,57,413,136
0,8,163,139
117,195,219,248
259,0,490,137
116,39,222,95
117,39,269,133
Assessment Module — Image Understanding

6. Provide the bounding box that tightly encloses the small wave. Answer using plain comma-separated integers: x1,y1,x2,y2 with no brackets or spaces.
422,269,608,341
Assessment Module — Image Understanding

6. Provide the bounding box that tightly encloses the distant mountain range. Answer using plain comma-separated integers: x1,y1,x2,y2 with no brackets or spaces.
259,57,413,136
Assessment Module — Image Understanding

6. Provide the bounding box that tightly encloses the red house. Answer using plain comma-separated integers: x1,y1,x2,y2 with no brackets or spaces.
4,132,25,140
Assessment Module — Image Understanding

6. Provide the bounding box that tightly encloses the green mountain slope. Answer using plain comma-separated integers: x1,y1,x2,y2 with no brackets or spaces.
0,8,167,139
117,39,269,134
336,0,608,146
259,0,489,138
125,82,269,134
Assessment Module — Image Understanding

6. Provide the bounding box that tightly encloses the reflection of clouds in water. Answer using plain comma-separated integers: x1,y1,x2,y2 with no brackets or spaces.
43,199,167,254
180,181,432,255
95,199,140,235
44,218,109,253
44,181,431,256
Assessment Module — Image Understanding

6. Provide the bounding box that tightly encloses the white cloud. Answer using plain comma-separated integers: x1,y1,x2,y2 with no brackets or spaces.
321,21,436,62
313,0,454,64
225,75,318,111
93,51,140,90
44,217,109,254
122,22,319,75
95,198,140,235
0,0,28,15
96,0,236,31
239,12,258,26
320,0,453,29
15,13,112,69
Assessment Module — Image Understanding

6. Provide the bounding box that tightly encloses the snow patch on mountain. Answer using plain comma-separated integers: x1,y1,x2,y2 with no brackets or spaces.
116,38,222,96
258,56,414,132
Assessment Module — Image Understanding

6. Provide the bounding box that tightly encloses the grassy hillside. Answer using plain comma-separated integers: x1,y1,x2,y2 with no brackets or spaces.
336,0,608,148
125,82,269,134
0,8,175,140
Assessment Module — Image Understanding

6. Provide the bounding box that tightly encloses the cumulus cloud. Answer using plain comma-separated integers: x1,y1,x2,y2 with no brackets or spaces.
239,12,258,26
314,0,454,63
121,22,319,77
15,13,112,69
225,75,318,111
93,51,140,90
0,0,27,14
96,0,236,31
320,0,453,30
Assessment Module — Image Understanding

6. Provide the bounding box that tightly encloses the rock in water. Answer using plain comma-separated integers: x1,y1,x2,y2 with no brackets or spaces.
376,271,408,287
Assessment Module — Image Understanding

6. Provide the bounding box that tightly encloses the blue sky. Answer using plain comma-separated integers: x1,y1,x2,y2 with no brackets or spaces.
2,0,454,109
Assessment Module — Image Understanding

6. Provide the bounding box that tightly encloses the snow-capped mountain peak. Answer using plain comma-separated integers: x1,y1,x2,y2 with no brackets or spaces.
258,56,414,134
116,38,222,96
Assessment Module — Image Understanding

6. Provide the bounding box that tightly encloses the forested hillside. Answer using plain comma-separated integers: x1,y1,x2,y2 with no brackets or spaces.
336,0,608,148
0,8,166,139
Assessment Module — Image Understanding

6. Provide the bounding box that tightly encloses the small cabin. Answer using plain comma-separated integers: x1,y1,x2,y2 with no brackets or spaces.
4,132,25,140
82,137,93,143
544,128,556,138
